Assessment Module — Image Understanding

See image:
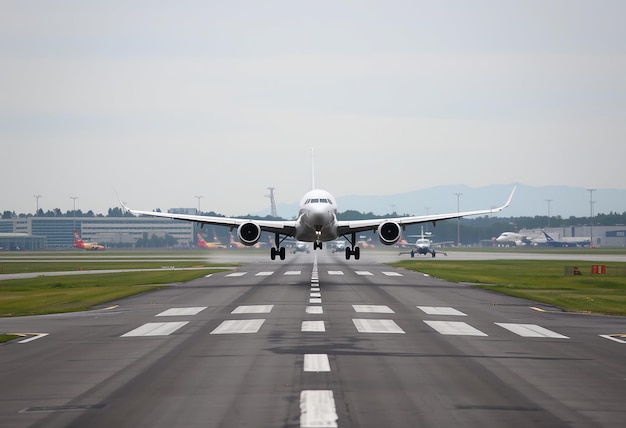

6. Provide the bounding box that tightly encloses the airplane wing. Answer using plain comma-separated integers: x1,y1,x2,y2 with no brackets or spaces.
121,204,297,236
337,187,516,236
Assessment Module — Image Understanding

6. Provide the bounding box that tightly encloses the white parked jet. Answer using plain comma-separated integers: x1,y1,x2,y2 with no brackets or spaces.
122,186,515,261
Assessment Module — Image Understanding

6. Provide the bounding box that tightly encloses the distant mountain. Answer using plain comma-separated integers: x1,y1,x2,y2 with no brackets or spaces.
254,184,626,219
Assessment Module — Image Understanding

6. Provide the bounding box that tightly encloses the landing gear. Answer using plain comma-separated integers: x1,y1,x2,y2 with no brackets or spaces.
271,246,286,261
345,246,360,260
344,232,360,260
313,241,323,250
270,232,286,260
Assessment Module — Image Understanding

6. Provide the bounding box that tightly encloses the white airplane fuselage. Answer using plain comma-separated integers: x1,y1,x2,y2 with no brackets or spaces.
295,189,338,243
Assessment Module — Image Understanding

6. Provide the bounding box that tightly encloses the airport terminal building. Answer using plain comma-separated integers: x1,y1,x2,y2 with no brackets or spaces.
0,216,194,249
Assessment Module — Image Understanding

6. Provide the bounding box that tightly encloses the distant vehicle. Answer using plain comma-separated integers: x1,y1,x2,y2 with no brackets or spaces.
292,241,310,254
398,226,447,258
73,231,105,251
197,231,226,249
542,231,591,247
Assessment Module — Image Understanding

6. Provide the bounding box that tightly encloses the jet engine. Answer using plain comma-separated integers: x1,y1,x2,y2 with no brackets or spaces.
377,221,402,246
237,222,262,246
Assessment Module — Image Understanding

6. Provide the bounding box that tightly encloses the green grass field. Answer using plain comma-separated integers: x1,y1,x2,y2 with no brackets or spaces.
0,252,234,317
390,259,626,316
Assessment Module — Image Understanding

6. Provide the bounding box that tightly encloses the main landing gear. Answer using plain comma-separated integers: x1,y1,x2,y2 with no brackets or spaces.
270,232,286,260
344,232,360,260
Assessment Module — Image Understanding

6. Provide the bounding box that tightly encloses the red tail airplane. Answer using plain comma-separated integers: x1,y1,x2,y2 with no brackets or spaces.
73,231,105,251
197,232,227,249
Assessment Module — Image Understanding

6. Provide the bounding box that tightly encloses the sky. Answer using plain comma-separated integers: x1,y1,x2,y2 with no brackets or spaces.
2,0,626,217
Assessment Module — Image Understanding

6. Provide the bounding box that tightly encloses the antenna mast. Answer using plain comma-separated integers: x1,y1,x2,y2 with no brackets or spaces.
266,187,277,217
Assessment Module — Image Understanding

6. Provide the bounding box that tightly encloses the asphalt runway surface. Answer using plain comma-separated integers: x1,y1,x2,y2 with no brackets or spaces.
1,250,625,427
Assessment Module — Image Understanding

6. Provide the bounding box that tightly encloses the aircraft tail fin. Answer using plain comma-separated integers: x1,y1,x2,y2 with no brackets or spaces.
543,231,554,241
311,148,316,190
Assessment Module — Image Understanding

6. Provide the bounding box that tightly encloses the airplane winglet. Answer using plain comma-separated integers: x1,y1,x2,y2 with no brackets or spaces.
113,187,131,213
492,186,516,213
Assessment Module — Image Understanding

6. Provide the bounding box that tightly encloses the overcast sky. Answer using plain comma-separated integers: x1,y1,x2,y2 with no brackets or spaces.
2,0,625,217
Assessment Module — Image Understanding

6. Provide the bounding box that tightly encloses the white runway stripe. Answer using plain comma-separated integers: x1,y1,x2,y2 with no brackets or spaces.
302,321,326,332
353,319,405,333
156,307,207,317
255,271,274,276
306,306,324,314
285,271,302,275
300,390,338,428
496,323,569,339
310,292,321,298
424,321,488,336
355,271,373,276
304,354,331,372
417,306,467,316
225,272,247,277
328,271,343,275
352,305,394,313
231,305,274,314
310,298,322,304
121,322,189,337
382,271,403,276
210,319,265,334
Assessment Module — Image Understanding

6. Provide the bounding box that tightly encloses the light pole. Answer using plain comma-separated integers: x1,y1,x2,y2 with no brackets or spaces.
33,194,42,215
195,195,203,214
70,196,79,232
545,199,552,228
587,189,595,248
454,192,463,246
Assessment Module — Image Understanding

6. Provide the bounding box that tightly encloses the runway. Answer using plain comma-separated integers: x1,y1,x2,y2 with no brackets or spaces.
1,251,624,427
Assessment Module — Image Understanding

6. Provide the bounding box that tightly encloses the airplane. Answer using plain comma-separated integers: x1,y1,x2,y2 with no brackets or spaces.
292,241,310,254
121,169,516,260
494,231,541,246
542,231,590,247
196,231,227,249
73,231,105,251
398,226,447,258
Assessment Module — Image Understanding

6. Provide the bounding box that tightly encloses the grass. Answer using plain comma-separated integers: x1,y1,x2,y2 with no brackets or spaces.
0,268,229,317
389,260,626,316
0,334,20,344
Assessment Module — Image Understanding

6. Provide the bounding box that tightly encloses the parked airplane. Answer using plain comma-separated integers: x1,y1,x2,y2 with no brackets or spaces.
73,231,105,251
495,231,540,246
122,179,515,260
542,231,591,247
197,232,226,249
398,226,447,258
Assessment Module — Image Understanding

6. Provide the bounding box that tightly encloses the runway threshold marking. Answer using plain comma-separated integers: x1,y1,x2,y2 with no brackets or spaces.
256,271,274,276
424,321,488,336
231,305,274,314
328,271,343,275
306,306,324,314
600,334,626,344
210,319,265,334
495,323,569,339
310,298,322,304
382,271,403,276
353,319,405,333
417,306,467,316
310,292,322,298
304,354,331,372
352,305,394,313
225,272,247,277
285,270,302,275
355,271,373,276
156,307,207,316
121,322,189,337
300,390,338,428
18,333,49,344
302,321,326,332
